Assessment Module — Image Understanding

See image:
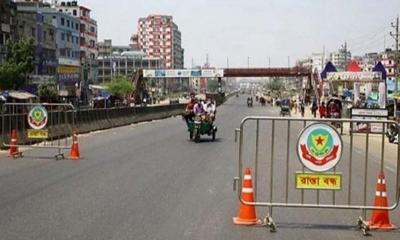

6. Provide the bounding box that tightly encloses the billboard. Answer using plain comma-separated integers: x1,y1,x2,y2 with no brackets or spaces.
327,72,382,82
143,69,224,78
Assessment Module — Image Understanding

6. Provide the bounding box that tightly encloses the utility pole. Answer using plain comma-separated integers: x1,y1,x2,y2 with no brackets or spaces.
390,16,399,101
390,17,399,118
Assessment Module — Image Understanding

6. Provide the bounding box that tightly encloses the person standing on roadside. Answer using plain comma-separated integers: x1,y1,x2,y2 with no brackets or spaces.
300,100,305,117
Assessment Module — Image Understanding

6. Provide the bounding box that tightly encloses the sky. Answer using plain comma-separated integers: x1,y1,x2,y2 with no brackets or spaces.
77,0,400,68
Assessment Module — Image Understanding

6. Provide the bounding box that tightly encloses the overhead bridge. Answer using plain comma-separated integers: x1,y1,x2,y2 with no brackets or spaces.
223,67,312,78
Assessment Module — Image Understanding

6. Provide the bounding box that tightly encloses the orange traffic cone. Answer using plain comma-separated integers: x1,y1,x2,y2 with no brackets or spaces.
233,167,261,225
69,130,80,160
368,171,396,230
8,129,21,158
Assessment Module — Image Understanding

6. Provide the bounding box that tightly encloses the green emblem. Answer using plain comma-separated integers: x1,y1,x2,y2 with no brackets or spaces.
306,128,333,158
28,106,48,129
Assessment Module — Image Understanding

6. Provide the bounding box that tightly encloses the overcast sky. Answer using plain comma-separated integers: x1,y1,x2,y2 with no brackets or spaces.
78,0,400,68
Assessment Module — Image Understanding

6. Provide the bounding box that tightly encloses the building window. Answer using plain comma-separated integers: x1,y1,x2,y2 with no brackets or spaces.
67,34,70,42
49,30,54,41
67,20,70,28
61,33,65,41
73,9,77,16
76,23,79,30
61,18,65,25
90,26,95,33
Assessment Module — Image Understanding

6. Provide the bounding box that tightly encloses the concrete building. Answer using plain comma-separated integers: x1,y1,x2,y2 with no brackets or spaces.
136,15,184,69
16,0,81,97
53,1,97,60
379,49,396,81
311,53,328,73
15,10,57,85
358,52,379,72
97,40,164,83
0,0,16,64
330,46,351,71
42,10,81,97
52,1,98,101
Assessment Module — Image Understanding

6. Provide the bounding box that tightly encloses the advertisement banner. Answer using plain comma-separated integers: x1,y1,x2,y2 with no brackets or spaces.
327,72,382,82
351,108,388,134
144,69,224,78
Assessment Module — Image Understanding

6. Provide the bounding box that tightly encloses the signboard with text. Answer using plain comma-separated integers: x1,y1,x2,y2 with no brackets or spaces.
295,172,342,190
327,72,382,82
143,69,224,78
351,108,388,134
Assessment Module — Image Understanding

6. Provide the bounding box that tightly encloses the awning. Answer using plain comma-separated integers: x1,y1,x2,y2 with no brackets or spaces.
89,84,107,90
8,91,37,100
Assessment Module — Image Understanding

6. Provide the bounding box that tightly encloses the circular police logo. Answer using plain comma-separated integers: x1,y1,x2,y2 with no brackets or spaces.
28,106,48,130
297,123,342,172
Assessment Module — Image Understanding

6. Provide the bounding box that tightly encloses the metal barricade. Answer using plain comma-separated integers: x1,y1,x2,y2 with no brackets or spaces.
2,103,75,159
234,117,400,234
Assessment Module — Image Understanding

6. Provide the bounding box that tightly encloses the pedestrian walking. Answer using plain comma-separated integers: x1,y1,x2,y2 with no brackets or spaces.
300,100,305,117
311,100,318,118
319,102,326,118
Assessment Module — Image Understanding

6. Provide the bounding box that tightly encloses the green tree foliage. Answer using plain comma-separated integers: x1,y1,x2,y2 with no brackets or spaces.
103,75,134,97
0,38,35,90
265,78,284,91
38,83,58,98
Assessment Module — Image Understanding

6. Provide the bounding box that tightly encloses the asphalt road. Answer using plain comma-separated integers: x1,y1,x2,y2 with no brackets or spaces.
0,95,399,240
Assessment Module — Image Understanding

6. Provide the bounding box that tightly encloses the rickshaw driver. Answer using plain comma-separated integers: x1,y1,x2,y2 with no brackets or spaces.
184,93,196,123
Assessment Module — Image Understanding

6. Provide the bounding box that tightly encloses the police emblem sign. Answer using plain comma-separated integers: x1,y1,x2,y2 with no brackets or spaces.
28,106,48,130
297,123,342,172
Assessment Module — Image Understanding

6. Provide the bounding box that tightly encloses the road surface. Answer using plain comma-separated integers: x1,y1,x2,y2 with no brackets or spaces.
0,95,399,240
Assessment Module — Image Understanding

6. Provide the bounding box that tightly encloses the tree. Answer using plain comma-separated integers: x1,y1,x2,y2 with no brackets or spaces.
0,38,35,90
265,78,284,91
38,83,58,102
103,75,134,98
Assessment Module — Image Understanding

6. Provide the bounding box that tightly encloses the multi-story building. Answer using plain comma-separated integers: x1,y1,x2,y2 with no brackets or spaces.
136,15,184,69
311,53,328,73
330,46,351,71
53,1,97,60
15,0,81,97
359,52,379,72
97,40,164,83
0,0,16,64
14,10,57,85
379,49,396,81
52,1,98,100
42,10,80,97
